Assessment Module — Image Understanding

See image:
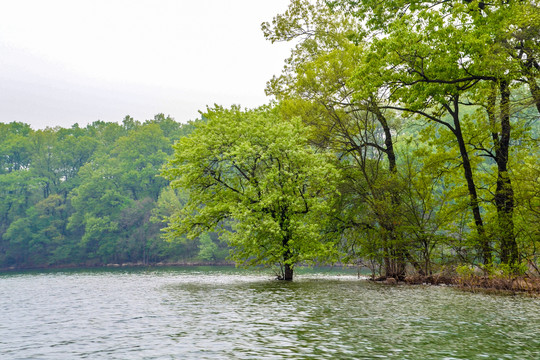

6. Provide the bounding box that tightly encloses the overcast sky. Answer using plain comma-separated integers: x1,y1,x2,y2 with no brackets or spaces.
0,0,293,129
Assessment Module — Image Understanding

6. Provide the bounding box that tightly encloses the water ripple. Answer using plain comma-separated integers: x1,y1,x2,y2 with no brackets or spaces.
0,268,538,359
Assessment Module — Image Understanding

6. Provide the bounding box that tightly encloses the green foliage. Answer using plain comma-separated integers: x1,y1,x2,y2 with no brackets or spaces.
0,117,199,269
264,0,539,276
1,1,538,280
456,264,478,279
480,262,528,278
196,233,226,262
163,105,342,278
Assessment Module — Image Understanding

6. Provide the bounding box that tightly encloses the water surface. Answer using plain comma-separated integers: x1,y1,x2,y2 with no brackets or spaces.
1,266,538,359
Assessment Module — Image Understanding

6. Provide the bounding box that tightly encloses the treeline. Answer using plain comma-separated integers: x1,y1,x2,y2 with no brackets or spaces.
2,0,539,280
0,115,228,269
164,0,539,280
263,0,538,278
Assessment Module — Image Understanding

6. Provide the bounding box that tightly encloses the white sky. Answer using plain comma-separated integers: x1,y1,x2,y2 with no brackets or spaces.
0,0,293,129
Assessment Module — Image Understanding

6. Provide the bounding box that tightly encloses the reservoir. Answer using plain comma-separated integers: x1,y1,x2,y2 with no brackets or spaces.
1,266,538,359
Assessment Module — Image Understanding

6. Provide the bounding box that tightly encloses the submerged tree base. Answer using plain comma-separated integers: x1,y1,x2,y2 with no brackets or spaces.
275,275,293,281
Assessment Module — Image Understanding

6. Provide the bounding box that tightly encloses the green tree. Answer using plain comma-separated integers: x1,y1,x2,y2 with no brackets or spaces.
197,233,219,262
150,187,201,262
55,126,99,194
328,0,540,267
264,0,421,278
112,123,170,201
0,116,198,269
163,105,341,280
116,197,163,264
0,122,33,174
3,194,72,267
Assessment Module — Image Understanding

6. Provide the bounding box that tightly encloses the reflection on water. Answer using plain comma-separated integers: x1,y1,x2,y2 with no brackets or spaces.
1,266,539,359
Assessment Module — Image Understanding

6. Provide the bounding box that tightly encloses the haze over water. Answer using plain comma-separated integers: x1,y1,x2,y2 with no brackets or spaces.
1,266,539,359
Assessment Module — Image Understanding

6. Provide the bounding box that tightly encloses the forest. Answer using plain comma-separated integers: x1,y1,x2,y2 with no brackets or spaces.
1,0,539,283
0,115,232,269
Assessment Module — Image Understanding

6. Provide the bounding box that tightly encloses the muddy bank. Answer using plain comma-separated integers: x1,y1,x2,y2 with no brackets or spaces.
371,274,540,296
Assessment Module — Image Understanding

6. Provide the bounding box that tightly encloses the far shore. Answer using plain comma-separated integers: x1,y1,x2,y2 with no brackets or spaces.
2,263,538,296
0,261,236,272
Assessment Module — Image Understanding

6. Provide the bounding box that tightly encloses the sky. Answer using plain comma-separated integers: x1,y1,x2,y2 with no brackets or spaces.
0,0,293,129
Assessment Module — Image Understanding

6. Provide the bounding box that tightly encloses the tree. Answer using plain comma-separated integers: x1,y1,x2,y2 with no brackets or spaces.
4,194,72,267
163,105,341,280
112,123,170,201
0,116,200,269
197,233,220,262
328,0,540,267
263,0,420,278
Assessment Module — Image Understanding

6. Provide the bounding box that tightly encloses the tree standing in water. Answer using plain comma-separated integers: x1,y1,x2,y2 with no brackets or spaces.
162,105,341,280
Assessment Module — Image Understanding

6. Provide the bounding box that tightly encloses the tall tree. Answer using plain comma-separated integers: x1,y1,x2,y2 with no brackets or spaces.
329,0,540,266
163,105,341,280
264,0,421,278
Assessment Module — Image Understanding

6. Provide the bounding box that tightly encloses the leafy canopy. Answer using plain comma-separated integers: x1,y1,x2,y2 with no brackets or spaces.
162,105,341,271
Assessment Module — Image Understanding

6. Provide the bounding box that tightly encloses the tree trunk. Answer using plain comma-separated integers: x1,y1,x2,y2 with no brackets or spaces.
381,227,407,280
405,248,425,276
281,234,294,281
451,98,492,265
494,81,518,265
371,103,397,173
529,77,540,115
283,263,294,281
383,245,391,279
372,103,408,279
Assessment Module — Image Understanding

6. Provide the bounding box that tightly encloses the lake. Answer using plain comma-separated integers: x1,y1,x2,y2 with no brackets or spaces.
1,266,539,359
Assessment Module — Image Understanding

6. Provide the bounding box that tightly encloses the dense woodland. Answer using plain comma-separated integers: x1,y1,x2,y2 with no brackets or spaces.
1,0,539,281
0,116,229,269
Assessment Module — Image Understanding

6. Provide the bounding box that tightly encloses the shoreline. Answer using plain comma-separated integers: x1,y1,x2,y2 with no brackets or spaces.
371,274,540,297
0,261,236,273
3,263,539,296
